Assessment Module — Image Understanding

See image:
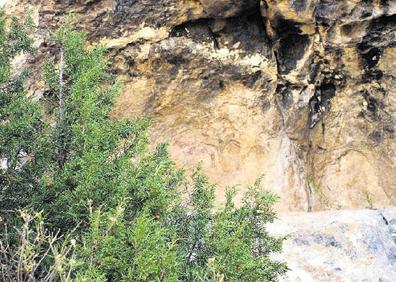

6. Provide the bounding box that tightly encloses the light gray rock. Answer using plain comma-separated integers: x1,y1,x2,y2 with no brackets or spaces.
268,208,396,281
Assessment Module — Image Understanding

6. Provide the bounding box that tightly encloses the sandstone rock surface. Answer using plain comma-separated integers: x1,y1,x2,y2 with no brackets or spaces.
5,1,396,212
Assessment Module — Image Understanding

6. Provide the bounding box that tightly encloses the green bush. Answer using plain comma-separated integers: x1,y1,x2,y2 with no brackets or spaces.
75,205,180,281
0,10,48,214
0,12,287,281
176,172,286,281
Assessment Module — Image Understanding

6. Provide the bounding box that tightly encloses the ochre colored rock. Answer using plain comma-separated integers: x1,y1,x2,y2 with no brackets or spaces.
4,0,396,212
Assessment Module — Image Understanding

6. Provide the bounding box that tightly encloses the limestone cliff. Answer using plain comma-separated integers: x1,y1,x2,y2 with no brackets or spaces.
4,0,395,213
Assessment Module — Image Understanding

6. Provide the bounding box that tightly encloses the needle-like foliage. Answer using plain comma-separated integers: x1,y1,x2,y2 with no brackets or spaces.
1,13,286,281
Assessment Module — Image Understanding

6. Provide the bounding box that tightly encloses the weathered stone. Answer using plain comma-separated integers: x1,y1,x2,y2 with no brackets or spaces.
199,0,259,18
4,0,396,212
268,208,396,281
4,0,396,279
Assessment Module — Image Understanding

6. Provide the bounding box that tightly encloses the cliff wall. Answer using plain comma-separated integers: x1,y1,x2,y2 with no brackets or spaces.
4,0,396,211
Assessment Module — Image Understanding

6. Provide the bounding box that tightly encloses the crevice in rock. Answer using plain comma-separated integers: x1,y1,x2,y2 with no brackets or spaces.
358,45,382,70
198,0,259,19
308,82,336,129
319,83,336,107
268,15,310,74
309,59,322,84
357,14,395,82
380,212,389,225
169,4,267,53
222,5,268,52
360,89,381,122
170,18,220,48
113,0,184,29
273,15,303,36
278,33,310,74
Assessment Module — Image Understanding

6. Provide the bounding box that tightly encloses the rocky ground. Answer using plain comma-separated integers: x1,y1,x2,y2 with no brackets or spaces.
3,0,396,280
268,208,396,281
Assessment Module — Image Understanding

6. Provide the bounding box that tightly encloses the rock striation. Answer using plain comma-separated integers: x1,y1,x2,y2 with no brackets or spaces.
4,1,396,211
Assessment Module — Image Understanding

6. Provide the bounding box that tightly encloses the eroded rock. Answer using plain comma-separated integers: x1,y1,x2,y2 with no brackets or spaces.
268,208,396,281
4,0,396,211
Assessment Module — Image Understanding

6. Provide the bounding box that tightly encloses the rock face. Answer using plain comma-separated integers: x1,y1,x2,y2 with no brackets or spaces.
267,208,396,281
5,1,396,212
4,0,396,280
261,0,396,213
